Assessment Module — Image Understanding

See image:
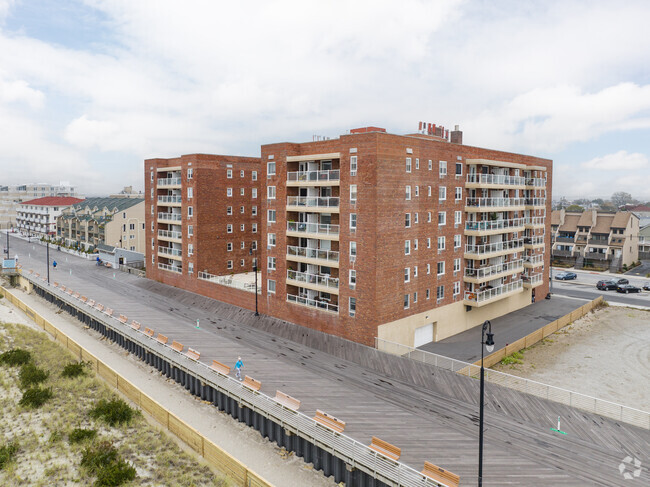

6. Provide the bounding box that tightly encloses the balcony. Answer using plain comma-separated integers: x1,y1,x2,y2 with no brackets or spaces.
287,293,338,314
464,280,524,307
157,177,182,187
198,271,260,294
465,197,525,211
524,216,545,228
158,229,182,242
287,270,339,294
466,174,526,187
588,238,608,246
287,170,340,186
552,249,573,257
555,236,575,243
286,245,339,266
286,196,340,213
158,246,182,257
523,254,545,267
464,259,524,283
523,273,544,288
158,195,182,206
158,262,182,273
286,221,339,240
525,177,546,187
464,217,525,235
157,212,182,223
584,252,609,261
464,239,523,258
524,235,545,248
525,197,546,207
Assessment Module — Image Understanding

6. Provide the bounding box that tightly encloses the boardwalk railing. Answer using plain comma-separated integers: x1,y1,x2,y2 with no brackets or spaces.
375,338,649,430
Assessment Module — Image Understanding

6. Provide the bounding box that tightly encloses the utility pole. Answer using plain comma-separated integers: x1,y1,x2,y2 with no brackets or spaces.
46,240,50,284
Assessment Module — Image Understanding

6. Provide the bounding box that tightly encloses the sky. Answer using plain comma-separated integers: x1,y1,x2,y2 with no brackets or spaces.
0,0,648,200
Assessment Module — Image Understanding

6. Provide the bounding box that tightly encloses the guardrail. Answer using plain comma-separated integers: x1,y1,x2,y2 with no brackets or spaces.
197,271,260,294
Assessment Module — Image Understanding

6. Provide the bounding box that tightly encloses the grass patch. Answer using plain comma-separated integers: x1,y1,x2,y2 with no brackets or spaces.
80,440,136,486
69,428,98,444
18,362,50,389
89,399,135,427
19,386,53,408
61,361,88,378
501,351,524,365
0,348,31,366
0,441,19,470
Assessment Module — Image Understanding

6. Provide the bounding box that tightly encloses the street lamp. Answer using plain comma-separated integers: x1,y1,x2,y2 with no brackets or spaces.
478,320,495,487
249,244,259,316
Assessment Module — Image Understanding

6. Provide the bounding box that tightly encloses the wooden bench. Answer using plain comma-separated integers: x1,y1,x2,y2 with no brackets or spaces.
87,299,95,307
130,321,141,331
369,437,401,461
156,333,168,345
117,314,128,323
59,285,65,291
421,462,460,487
28,269,34,274
242,375,261,392
274,391,300,411
313,410,346,433
104,308,113,317
95,303,105,312
80,296,88,303
143,327,154,337
67,288,74,295
185,348,201,361
210,360,230,376
171,341,184,352
53,282,59,287
35,273,40,277
73,292,80,298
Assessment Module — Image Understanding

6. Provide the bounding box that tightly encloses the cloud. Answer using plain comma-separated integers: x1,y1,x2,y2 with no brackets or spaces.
581,151,648,171
0,75,44,108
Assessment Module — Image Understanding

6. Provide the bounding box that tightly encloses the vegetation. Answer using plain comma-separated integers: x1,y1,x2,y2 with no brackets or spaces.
69,428,98,444
61,361,88,378
501,351,524,366
89,399,135,427
18,362,49,389
19,386,53,408
0,442,18,470
0,348,31,366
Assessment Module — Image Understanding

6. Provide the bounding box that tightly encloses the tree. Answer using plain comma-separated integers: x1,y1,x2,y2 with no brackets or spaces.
592,198,604,206
611,191,633,208
565,205,584,212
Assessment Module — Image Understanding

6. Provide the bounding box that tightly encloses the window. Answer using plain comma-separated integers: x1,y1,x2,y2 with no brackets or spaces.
240,205,245,214
349,297,356,317
187,187,193,199
268,233,276,247
414,238,418,250
122,224,126,231
437,285,444,301
406,186,411,200
227,206,232,215
251,241,257,250
267,256,276,270
252,206,257,216
129,223,135,230
151,238,154,249
151,222,154,232
240,188,245,196
150,205,153,215
227,260,233,270
268,210,276,223
415,158,419,170
252,171,257,181
240,259,245,267
227,169,233,179
350,241,357,260
187,168,193,180
240,224,245,231
414,213,418,224
350,184,357,203
438,211,446,226
188,206,193,217
454,258,461,273
350,156,357,176
438,236,446,251
252,223,257,233
427,212,432,223
453,281,461,296
150,171,154,182
428,160,432,171
405,240,411,255
426,263,431,274
404,267,410,282
188,244,194,256
240,170,245,178
439,186,446,201
268,279,276,294
455,211,462,225
455,162,463,176
150,188,154,199
426,288,430,299
241,241,246,249
414,266,418,277
267,161,276,176
427,237,431,248
227,242,233,251
252,188,257,198
437,261,445,276
350,213,357,230
455,187,462,201
439,161,447,177
413,291,418,303
406,157,412,173
454,234,461,249
227,224,233,233
267,186,276,199
405,213,411,228
404,294,410,309
415,186,419,197
428,186,432,197
227,188,232,197
349,270,356,289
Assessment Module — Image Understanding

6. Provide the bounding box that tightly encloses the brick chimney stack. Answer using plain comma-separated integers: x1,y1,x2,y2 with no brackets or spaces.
451,125,463,144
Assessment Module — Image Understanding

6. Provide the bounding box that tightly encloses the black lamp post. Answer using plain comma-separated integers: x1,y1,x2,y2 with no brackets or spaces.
5,223,9,257
478,320,495,487
46,240,50,285
249,244,259,316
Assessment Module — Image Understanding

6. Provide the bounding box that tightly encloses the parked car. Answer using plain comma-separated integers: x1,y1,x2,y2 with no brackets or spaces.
643,282,650,291
614,278,629,286
555,272,577,280
616,284,641,294
596,280,618,290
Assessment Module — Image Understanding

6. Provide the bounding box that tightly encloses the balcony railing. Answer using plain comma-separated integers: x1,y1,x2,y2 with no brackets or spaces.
287,245,339,263
465,239,523,255
466,174,526,186
585,252,609,261
157,177,182,187
464,280,523,304
522,273,544,285
158,246,182,257
158,262,182,273
465,218,524,232
525,198,546,206
158,229,182,240
555,236,574,243
524,254,545,266
287,169,340,183
553,249,573,257
465,259,523,280
287,270,339,289
524,235,545,246
526,177,546,187
588,239,608,246
287,293,338,313
287,221,340,236
198,271,260,294
158,195,182,204
465,197,525,208
524,216,545,226
286,196,339,208
157,212,182,222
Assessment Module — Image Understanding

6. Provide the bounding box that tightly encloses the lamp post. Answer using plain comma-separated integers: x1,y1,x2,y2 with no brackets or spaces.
46,240,50,285
249,244,259,316
5,223,9,257
478,320,495,487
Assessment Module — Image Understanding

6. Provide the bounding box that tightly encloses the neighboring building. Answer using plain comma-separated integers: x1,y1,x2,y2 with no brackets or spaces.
144,153,261,292
110,186,145,199
0,182,78,228
57,197,146,252
628,204,650,227
551,209,639,271
638,224,650,260
16,196,84,237
97,243,144,269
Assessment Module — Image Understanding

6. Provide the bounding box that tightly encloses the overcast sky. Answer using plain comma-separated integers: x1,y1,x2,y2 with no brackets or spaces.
0,0,649,200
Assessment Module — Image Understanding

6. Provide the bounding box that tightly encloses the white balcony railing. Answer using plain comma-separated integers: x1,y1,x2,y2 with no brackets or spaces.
524,235,545,246
286,196,340,208
287,221,340,236
523,254,544,266
287,293,338,313
287,245,339,263
157,177,182,186
158,195,182,204
466,174,526,186
158,229,182,240
465,197,525,208
157,212,182,222
465,217,524,232
158,246,182,257
287,270,339,289
158,262,182,273
465,239,524,255
465,259,523,280
287,169,340,183
464,280,523,304
525,198,546,206
526,177,546,187
524,216,545,226
522,273,544,285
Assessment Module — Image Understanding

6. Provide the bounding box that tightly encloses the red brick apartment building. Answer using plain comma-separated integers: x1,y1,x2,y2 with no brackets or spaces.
145,154,261,307
144,127,551,348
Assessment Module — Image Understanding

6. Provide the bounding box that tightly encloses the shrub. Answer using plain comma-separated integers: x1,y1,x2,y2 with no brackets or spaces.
501,351,524,365
0,441,18,470
0,348,32,366
69,428,98,444
19,386,53,408
19,362,49,389
94,458,136,486
80,441,136,486
62,362,88,378
89,399,134,426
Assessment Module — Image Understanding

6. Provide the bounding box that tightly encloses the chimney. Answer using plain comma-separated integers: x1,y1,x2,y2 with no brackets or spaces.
451,125,463,144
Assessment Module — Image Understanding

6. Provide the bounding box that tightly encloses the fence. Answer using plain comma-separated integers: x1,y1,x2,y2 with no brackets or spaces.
376,296,649,430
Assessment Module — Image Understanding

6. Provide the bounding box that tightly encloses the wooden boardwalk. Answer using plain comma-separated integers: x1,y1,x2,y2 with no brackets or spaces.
12,237,650,486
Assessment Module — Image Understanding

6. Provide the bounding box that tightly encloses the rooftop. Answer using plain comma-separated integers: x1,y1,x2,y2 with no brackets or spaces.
20,196,84,207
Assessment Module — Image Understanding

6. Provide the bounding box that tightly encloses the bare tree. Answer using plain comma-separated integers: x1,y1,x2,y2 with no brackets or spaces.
611,191,633,208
